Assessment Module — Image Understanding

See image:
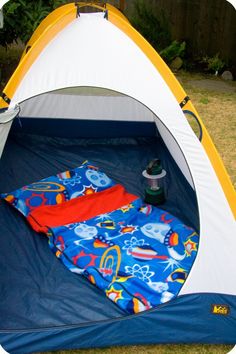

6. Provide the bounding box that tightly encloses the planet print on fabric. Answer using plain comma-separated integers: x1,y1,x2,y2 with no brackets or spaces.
99,245,121,282
141,223,175,244
24,182,65,192
147,282,174,303
141,223,186,261
148,281,169,293
74,223,98,239
85,169,112,187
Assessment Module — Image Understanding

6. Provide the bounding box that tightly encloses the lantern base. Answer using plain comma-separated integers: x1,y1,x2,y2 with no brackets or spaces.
144,187,165,205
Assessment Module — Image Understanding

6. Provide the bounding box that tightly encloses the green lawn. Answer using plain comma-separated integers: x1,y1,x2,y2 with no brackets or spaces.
39,344,234,354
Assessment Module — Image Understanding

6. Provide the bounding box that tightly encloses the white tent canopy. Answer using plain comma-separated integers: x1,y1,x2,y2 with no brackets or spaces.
0,0,8,28
0,0,9,10
228,0,236,8
0,11,235,300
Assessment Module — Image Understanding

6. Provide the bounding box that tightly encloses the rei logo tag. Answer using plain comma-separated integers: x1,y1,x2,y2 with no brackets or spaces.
211,304,230,315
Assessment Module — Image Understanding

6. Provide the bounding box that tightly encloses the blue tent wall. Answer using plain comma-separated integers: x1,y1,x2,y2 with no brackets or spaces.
1,293,236,353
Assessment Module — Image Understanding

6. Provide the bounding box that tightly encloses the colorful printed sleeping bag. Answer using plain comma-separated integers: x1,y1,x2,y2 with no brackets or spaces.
1,161,199,314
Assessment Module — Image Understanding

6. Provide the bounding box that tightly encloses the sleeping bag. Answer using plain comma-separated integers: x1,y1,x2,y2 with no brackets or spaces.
1,161,198,314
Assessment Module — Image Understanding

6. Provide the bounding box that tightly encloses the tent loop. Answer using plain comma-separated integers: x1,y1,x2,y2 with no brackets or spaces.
0,104,20,125
104,9,108,19
183,109,203,142
26,45,31,53
0,92,11,105
179,96,190,108
75,1,80,18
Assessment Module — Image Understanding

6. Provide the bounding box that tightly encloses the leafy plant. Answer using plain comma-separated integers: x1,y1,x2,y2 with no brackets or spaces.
0,0,66,47
201,53,225,75
160,40,186,64
131,0,171,51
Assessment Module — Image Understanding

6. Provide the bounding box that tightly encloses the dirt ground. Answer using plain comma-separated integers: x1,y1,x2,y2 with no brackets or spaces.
179,75,236,94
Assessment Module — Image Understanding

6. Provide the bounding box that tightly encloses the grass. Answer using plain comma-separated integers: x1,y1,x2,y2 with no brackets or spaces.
0,51,235,354
38,344,234,354
178,72,236,188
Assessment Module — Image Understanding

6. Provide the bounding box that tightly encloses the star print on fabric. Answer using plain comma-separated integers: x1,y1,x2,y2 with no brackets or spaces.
119,204,134,213
161,258,181,272
96,213,112,221
184,239,198,256
106,286,123,303
82,185,98,196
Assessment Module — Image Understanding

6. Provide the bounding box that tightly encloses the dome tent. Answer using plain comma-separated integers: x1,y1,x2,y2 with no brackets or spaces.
0,2,235,353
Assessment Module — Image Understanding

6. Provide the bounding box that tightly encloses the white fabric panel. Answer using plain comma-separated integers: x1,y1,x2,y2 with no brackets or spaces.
154,117,193,191
54,87,125,96
178,132,236,295
7,13,236,296
0,121,12,159
0,106,19,158
20,93,155,122
0,0,9,10
0,105,20,123
0,9,3,28
227,0,236,9
0,345,9,354
11,13,193,185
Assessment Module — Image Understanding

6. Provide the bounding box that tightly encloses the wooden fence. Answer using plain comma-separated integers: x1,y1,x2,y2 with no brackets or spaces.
108,0,236,67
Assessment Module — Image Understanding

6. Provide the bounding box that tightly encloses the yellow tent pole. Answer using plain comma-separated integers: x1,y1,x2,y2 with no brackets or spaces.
0,5,76,109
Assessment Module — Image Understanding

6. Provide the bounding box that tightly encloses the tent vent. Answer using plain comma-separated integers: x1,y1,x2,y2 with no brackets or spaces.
0,92,11,104
179,96,190,108
183,109,203,141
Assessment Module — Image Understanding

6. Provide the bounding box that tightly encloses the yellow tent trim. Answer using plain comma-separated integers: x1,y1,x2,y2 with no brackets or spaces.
0,5,76,109
0,2,235,218
20,4,74,59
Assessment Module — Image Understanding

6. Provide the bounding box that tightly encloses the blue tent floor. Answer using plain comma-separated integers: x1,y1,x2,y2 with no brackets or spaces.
0,133,198,331
0,134,235,353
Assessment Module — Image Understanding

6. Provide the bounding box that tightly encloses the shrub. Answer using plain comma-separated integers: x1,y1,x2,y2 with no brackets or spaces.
160,40,186,64
131,0,171,52
201,53,225,75
0,0,65,47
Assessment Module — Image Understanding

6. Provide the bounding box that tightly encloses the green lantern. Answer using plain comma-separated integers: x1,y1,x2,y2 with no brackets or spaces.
142,159,166,205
